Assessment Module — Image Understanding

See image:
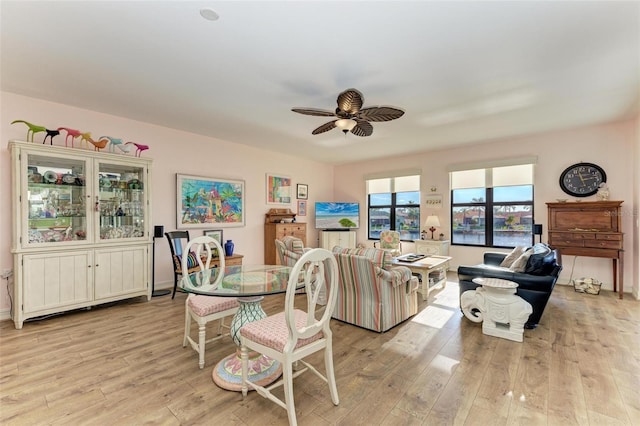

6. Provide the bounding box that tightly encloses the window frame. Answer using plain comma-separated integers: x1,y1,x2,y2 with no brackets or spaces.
450,167,535,248
367,191,420,241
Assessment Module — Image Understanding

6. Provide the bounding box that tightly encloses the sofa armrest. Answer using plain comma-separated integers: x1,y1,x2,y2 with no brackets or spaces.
378,266,413,287
484,252,507,266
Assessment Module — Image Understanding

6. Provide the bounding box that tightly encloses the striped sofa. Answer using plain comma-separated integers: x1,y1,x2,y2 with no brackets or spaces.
331,246,419,332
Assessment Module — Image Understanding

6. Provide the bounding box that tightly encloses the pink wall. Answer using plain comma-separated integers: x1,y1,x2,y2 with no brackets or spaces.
1,92,637,321
0,92,334,317
334,119,639,297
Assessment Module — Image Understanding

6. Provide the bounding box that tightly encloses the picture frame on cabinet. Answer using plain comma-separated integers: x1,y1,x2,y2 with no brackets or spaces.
297,200,307,216
176,174,245,229
266,173,291,204
296,183,308,199
203,229,223,257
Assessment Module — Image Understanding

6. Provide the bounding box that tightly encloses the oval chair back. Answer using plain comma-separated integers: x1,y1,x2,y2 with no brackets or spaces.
181,236,237,369
240,248,339,425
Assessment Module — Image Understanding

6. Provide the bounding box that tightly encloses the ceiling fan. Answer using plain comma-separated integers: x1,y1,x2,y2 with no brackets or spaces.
292,88,404,137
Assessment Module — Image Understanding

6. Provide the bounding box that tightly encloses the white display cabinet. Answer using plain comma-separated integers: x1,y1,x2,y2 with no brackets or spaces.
319,230,357,250
9,140,152,329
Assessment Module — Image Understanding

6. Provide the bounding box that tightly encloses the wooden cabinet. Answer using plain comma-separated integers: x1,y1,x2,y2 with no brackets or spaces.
264,208,306,264
414,239,450,256
212,254,243,268
547,201,624,298
264,223,307,264
9,140,153,328
319,230,356,250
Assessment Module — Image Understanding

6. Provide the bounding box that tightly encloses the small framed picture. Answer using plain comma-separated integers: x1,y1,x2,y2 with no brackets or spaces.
296,183,308,200
297,200,307,216
204,229,223,256
204,229,223,244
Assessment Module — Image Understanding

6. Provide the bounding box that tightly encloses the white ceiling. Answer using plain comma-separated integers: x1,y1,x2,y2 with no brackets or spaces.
1,1,638,165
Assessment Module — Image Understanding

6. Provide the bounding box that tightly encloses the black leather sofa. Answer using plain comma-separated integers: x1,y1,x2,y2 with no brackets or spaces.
457,247,562,329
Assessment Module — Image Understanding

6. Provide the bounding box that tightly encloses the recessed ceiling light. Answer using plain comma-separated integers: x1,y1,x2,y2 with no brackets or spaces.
200,8,219,21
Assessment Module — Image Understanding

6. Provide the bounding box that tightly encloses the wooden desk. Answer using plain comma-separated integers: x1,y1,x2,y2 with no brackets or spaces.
547,201,624,299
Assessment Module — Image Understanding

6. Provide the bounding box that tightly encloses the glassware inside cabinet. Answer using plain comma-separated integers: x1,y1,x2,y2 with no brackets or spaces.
98,162,145,240
26,154,87,244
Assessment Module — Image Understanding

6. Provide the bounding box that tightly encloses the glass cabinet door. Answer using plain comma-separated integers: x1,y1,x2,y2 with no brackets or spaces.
97,161,146,241
26,153,89,245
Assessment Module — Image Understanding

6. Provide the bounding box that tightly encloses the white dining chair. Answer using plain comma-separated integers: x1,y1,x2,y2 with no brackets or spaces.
239,248,339,426
182,236,239,369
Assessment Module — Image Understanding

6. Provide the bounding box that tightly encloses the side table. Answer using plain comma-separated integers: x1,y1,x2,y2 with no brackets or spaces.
461,278,532,342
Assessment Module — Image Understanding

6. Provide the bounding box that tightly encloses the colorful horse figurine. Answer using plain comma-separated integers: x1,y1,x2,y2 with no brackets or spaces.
42,129,60,145
11,120,46,142
125,141,149,157
99,136,123,153
57,127,83,147
79,132,93,149
115,143,133,154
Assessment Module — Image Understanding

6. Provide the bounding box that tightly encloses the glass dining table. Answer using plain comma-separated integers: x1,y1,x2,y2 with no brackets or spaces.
180,264,297,391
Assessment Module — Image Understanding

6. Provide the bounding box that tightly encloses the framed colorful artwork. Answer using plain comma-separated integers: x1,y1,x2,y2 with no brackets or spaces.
266,173,291,204
176,174,245,229
297,200,307,216
296,183,308,199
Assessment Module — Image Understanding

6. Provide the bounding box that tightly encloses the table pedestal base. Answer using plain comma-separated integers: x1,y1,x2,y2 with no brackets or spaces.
212,349,282,391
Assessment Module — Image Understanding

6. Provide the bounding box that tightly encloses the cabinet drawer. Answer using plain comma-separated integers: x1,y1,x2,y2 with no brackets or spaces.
584,239,622,249
596,234,622,241
549,233,592,246
416,245,440,255
275,224,306,240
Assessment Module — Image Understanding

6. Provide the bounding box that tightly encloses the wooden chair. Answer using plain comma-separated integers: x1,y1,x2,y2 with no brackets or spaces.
240,248,339,426
165,230,191,299
182,236,239,369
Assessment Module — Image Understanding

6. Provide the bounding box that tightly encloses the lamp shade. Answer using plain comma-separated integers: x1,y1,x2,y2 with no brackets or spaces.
424,215,440,228
335,118,357,133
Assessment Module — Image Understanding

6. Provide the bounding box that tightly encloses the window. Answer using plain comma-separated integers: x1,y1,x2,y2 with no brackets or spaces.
367,174,420,241
450,163,534,248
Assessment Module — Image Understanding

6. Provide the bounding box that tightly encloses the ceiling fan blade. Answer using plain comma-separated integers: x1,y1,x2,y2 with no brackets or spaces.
356,106,405,122
312,120,337,135
351,120,373,137
291,108,336,117
337,88,364,114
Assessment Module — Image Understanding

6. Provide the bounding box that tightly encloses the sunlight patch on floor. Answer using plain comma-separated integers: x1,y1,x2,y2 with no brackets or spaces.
411,304,454,329
430,353,460,373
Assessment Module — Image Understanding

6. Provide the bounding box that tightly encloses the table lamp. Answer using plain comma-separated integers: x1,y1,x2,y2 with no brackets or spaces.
424,216,440,240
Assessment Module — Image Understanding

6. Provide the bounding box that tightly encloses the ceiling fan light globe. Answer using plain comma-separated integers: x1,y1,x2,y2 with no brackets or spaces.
335,118,357,132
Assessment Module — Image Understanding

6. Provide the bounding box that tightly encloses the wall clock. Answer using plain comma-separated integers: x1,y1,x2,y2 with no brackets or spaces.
559,162,606,197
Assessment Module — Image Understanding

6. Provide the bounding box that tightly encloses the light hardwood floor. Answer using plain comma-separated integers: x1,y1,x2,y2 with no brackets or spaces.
1,276,638,425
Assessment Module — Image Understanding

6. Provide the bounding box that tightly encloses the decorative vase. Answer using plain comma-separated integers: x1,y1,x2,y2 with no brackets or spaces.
224,240,234,256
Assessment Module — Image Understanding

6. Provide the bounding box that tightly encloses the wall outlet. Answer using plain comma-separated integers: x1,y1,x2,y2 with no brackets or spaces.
1,269,13,279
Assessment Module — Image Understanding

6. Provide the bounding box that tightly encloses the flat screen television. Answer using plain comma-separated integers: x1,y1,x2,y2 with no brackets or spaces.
315,202,360,230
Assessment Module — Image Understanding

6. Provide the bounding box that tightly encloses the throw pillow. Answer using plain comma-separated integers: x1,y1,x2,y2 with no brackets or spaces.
525,244,553,275
174,252,202,271
509,249,533,273
500,246,527,268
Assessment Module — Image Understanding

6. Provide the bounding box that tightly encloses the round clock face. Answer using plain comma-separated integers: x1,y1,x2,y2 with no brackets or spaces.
559,162,606,197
